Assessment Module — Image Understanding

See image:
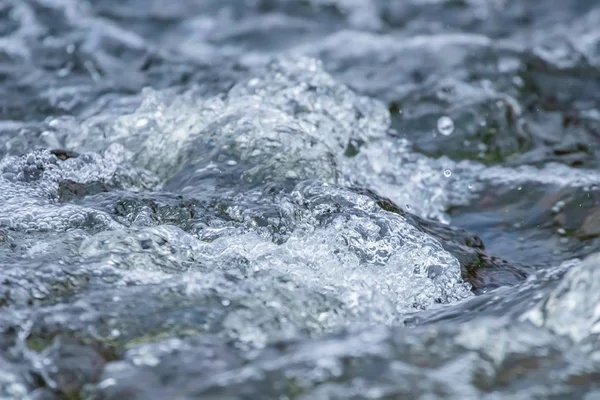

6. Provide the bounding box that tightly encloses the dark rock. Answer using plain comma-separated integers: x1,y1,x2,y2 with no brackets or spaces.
57,180,110,202
37,336,110,398
49,149,80,161
354,188,530,293
577,209,600,239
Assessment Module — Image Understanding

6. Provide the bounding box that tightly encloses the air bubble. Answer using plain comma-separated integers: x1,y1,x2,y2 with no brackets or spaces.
437,116,454,136
135,118,149,128
552,201,566,213
98,378,117,389
109,329,121,339
444,169,452,178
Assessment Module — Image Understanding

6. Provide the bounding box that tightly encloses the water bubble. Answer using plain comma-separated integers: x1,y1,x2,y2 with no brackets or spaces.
2,172,16,181
135,118,149,128
439,213,451,225
285,170,299,179
552,201,566,213
443,169,452,178
437,116,454,136
98,378,117,389
405,204,411,211
109,329,121,339
512,76,524,87
58,67,71,77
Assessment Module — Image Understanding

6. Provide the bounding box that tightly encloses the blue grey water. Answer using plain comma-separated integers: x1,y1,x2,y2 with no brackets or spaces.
0,1,600,399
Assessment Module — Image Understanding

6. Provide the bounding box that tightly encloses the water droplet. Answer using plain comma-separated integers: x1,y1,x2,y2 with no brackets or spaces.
517,186,522,191
512,76,524,87
405,204,411,211
285,170,299,179
437,116,454,136
439,213,451,225
135,118,149,128
467,184,473,189
443,169,452,178
98,378,117,389
557,228,566,235
221,299,231,306
109,329,121,339
552,201,565,213
58,67,71,77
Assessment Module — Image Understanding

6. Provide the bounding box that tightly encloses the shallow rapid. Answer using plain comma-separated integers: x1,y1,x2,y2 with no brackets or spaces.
1,1,599,399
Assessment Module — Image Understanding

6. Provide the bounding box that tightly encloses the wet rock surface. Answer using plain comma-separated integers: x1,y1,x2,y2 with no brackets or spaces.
1,0,600,399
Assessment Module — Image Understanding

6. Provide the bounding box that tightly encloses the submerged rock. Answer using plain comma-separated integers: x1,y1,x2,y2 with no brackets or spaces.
355,188,530,292
57,179,110,202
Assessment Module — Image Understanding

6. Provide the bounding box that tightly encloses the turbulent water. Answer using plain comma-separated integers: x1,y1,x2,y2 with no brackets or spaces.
1,0,600,399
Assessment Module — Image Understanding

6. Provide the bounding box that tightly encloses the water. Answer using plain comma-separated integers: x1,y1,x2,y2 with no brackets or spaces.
437,116,454,137
0,1,599,399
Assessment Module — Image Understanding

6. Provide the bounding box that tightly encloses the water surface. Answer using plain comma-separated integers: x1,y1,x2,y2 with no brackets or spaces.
1,1,600,399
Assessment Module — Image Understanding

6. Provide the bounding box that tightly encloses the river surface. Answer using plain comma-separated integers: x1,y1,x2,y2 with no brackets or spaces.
1,1,600,399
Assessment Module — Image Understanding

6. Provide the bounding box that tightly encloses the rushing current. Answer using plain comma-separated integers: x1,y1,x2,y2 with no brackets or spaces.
1,1,600,399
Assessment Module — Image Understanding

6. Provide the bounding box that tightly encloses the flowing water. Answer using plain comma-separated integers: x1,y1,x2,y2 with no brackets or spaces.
1,1,600,399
